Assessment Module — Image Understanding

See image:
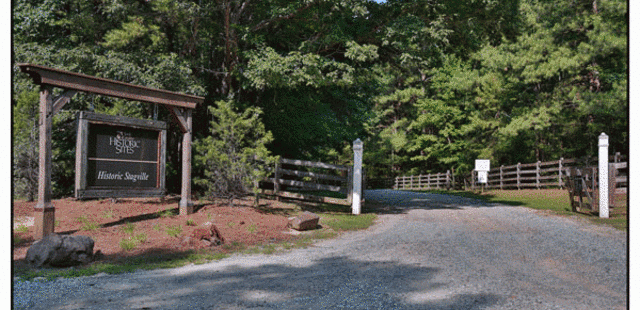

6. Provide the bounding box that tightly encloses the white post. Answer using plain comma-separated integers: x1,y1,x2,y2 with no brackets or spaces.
598,133,609,218
352,138,363,215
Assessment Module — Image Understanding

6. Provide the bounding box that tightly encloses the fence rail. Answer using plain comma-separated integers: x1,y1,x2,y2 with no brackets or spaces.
260,157,353,205
393,171,454,190
391,154,627,197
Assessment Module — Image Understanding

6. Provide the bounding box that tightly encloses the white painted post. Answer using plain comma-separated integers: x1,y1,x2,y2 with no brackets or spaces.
352,139,363,215
598,133,609,219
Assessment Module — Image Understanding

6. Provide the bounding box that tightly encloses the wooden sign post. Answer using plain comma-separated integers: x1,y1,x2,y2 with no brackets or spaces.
19,63,203,239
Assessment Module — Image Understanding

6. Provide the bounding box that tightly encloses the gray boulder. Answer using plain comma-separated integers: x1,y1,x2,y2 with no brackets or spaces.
26,234,95,268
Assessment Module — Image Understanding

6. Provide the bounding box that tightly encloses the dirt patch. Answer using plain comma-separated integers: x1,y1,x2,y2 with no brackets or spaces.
12,196,302,267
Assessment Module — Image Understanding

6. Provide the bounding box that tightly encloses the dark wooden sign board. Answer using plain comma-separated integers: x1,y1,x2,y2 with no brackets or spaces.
19,63,203,239
75,112,167,198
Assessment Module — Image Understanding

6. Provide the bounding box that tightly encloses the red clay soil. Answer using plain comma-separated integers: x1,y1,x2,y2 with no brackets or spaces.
12,196,301,267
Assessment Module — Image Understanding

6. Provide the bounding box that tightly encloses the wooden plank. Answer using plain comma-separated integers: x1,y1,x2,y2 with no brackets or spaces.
280,158,349,171
169,107,189,133
77,189,166,199
270,178,343,193
279,168,347,182
612,162,627,169
74,117,89,198
615,188,627,194
19,63,203,109
179,109,193,213
539,167,562,174
80,111,168,130
52,90,77,115
262,189,349,205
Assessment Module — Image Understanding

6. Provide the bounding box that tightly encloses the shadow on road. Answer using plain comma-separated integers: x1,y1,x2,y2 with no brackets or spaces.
364,189,523,214
50,256,500,309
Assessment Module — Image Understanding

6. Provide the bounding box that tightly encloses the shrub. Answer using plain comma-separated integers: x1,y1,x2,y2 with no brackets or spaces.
194,100,276,204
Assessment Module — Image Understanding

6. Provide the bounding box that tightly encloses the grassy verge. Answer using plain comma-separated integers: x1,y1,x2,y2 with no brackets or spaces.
13,200,377,282
419,189,627,231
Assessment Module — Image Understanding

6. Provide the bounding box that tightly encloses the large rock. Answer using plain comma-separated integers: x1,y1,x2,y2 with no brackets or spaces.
26,234,95,268
288,211,320,231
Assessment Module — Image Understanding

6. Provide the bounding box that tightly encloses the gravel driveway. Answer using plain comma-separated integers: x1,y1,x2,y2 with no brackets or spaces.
14,189,627,309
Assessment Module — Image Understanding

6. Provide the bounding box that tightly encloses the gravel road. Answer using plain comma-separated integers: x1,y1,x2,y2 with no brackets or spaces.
13,189,627,309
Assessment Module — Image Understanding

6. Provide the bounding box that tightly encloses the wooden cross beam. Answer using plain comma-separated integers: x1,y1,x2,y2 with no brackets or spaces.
18,63,204,239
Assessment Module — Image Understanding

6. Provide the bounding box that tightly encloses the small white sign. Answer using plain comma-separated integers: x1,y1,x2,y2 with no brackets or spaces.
475,159,490,171
477,171,488,184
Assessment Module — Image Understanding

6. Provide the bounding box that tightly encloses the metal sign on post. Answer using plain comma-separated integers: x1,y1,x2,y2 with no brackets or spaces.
475,159,490,184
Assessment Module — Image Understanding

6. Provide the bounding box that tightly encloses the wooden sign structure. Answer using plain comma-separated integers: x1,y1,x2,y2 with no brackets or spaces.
75,112,167,199
18,63,204,239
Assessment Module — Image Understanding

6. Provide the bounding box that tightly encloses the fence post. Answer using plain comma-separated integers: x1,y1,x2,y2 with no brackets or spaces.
274,160,282,201
536,161,541,189
559,158,564,188
347,166,353,204
598,133,609,218
608,163,616,208
471,170,476,191
451,168,455,190
352,138,363,215
446,170,451,190
500,165,504,190
517,163,521,190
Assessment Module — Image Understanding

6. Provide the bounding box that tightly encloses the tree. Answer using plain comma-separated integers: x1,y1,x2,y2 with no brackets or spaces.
194,100,275,204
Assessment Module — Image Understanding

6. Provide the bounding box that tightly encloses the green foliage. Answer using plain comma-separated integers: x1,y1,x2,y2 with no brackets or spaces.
12,90,39,200
194,99,275,200
12,0,627,190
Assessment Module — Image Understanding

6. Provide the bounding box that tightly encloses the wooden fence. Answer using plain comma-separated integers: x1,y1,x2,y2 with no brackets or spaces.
474,158,578,190
260,158,353,205
564,161,627,213
391,153,627,194
394,171,454,190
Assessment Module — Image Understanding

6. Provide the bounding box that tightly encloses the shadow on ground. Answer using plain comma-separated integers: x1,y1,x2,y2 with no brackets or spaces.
364,189,523,214
19,256,501,310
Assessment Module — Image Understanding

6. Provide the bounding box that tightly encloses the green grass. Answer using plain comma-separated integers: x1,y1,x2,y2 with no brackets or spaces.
15,225,29,233
186,219,197,226
102,208,115,219
420,189,627,231
246,224,257,234
14,250,231,282
119,238,138,251
157,208,176,218
319,213,377,231
121,222,136,235
165,225,183,237
76,216,100,231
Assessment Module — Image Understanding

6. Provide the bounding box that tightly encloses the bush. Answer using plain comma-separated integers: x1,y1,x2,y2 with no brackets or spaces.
194,100,276,203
